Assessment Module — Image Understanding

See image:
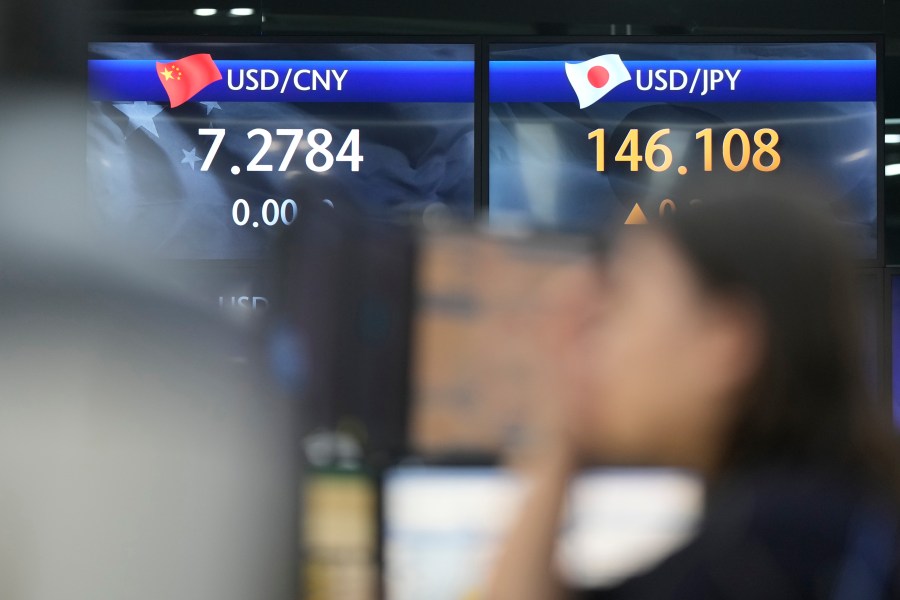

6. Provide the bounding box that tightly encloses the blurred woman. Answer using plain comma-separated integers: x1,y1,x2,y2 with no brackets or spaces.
490,193,900,599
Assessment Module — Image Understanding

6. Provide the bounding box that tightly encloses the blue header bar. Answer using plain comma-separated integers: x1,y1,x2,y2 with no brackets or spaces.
491,60,875,103
89,60,474,103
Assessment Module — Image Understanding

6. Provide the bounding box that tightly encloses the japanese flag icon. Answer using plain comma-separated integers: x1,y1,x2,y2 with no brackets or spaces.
565,54,631,108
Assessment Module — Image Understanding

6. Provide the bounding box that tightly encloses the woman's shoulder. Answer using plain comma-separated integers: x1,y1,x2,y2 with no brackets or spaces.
708,466,899,538
575,467,900,600
707,466,884,533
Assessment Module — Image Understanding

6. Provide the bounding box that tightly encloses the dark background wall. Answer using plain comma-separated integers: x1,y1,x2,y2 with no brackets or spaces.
94,0,889,35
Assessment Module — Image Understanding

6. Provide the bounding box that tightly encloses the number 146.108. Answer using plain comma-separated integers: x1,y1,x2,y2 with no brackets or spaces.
588,127,781,173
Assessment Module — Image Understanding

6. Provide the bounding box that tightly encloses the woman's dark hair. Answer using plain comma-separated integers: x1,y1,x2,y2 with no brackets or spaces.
656,183,900,499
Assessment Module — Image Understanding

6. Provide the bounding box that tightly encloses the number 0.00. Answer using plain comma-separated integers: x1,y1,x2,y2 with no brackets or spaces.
232,198,299,227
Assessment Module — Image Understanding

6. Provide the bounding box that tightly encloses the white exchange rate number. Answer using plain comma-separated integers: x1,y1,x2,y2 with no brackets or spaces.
198,127,364,173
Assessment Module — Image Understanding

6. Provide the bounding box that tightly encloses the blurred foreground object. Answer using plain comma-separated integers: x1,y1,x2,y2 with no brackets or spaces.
0,2,299,597
0,255,299,600
303,470,377,600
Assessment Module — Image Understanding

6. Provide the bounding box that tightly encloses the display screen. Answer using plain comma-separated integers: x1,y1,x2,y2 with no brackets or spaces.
383,467,701,599
87,42,475,260
489,42,879,258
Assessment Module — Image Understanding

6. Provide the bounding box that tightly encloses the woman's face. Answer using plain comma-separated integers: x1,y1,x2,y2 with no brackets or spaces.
573,231,760,469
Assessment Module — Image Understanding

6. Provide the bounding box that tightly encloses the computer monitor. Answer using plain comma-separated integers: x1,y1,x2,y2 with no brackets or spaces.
382,466,702,600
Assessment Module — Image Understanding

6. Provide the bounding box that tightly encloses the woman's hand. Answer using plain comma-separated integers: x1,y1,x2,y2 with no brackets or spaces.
507,259,605,470
487,259,605,600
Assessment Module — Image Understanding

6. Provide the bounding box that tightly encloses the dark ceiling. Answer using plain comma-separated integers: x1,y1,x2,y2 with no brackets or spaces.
95,0,894,37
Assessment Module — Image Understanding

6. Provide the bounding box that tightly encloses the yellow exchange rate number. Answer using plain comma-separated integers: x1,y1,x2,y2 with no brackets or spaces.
588,127,781,173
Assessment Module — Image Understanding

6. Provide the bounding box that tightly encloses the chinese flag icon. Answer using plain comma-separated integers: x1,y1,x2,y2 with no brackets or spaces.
156,54,222,108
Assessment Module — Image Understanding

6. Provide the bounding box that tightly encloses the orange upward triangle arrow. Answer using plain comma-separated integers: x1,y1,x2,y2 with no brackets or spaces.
624,203,648,225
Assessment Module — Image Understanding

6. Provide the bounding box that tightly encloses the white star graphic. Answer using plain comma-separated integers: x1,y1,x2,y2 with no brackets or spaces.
200,101,221,115
113,101,164,138
181,147,201,170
